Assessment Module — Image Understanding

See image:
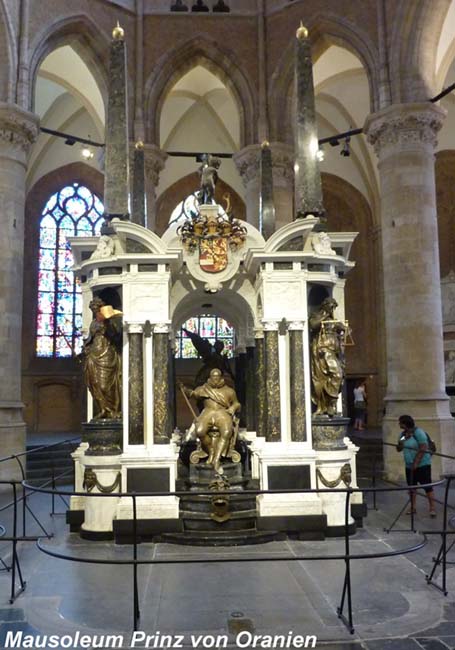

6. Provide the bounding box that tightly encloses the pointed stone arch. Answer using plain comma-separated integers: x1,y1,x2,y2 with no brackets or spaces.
388,0,451,103
28,14,111,114
0,0,17,103
144,35,256,147
268,14,378,142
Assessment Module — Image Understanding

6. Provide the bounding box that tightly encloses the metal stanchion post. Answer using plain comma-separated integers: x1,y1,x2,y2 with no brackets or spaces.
337,487,354,634
132,493,140,630
426,475,452,594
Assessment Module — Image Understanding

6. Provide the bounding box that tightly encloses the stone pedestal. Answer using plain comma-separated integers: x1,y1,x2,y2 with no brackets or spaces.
365,103,455,479
83,420,123,456
312,416,349,451
0,104,38,484
80,454,122,540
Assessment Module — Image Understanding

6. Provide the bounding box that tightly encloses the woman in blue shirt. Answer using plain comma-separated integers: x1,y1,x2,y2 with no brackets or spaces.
396,414,436,517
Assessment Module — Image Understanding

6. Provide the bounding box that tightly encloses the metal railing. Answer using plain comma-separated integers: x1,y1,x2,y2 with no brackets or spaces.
21,479,443,634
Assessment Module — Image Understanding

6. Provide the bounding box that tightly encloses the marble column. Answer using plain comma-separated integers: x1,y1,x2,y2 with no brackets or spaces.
128,323,144,445
153,324,170,444
104,25,130,221
365,102,454,477
288,322,306,441
260,142,275,239
245,345,256,431
131,141,146,227
235,347,247,427
254,330,266,438
0,104,39,481
233,145,261,228
143,144,168,232
264,321,281,441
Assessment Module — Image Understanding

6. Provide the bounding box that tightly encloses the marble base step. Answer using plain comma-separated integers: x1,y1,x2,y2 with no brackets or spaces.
158,529,284,547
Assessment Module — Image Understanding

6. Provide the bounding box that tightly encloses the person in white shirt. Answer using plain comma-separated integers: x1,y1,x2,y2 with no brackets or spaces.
353,380,367,430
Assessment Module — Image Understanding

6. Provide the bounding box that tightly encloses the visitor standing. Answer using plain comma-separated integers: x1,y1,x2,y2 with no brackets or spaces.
353,380,367,430
396,414,436,517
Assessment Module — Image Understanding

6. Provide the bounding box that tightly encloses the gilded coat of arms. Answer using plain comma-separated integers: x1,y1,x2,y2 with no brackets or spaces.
177,210,247,274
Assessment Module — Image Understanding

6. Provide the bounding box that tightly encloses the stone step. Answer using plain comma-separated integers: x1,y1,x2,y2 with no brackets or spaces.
180,508,257,520
158,529,284,547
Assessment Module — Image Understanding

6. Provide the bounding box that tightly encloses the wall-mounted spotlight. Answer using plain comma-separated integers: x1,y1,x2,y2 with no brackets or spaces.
340,136,351,157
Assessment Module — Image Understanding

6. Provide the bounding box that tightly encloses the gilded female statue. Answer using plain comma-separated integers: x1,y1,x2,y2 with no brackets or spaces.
83,297,122,420
309,297,346,416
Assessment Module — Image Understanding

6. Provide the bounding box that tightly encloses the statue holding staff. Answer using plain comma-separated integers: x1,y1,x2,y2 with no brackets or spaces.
180,368,241,474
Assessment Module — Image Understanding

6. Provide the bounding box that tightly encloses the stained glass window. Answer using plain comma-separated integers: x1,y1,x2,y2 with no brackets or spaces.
36,183,104,358
175,315,234,359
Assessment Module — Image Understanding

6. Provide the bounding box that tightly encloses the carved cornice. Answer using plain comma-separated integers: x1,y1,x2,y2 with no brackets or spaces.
0,103,39,155
364,103,446,156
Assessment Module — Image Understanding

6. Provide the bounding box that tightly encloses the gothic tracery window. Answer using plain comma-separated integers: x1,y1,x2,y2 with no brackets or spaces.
36,183,104,358
176,315,234,359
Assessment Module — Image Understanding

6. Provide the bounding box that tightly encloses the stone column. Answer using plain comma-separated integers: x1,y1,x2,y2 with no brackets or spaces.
264,321,281,441
365,103,453,477
233,145,261,228
127,323,144,445
269,142,294,229
0,104,38,481
235,346,247,427
254,330,266,437
235,143,294,229
288,322,306,441
143,144,167,232
131,141,146,227
260,142,275,239
245,345,256,431
153,323,170,444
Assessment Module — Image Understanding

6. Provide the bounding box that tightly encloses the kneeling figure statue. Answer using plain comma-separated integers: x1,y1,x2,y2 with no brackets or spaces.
181,368,241,474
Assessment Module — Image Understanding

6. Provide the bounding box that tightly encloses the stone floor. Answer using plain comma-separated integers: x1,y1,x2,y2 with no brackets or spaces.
0,432,454,649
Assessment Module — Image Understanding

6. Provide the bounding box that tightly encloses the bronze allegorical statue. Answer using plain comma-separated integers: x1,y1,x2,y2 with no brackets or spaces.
180,368,241,474
83,297,122,420
309,297,346,416
197,154,221,204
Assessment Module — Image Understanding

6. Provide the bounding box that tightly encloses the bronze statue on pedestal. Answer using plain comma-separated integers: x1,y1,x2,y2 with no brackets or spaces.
309,297,346,416
180,368,241,474
83,297,122,420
